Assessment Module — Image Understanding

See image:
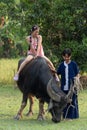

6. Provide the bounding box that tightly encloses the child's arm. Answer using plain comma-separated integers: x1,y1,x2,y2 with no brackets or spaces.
26,36,37,55
36,35,42,56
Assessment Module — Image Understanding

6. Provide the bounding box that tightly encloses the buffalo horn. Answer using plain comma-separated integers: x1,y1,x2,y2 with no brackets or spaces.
48,99,53,110
47,78,61,102
65,80,74,102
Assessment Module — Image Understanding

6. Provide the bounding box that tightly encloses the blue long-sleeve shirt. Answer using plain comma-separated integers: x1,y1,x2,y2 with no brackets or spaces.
57,61,79,91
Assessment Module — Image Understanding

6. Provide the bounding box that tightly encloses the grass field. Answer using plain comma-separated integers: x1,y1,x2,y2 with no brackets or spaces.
0,86,87,130
0,58,87,130
0,58,20,85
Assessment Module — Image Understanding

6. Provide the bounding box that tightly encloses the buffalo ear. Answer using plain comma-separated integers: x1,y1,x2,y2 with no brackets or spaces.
47,78,61,102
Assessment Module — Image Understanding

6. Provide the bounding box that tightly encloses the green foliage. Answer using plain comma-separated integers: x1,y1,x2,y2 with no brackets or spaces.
0,0,87,72
56,40,87,72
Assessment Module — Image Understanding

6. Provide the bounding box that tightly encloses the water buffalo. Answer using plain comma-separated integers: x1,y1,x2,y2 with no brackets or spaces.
15,56,73,123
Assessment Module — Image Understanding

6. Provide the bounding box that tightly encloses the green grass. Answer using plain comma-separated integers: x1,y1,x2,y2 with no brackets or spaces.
0,86,87,130
0,58,19,85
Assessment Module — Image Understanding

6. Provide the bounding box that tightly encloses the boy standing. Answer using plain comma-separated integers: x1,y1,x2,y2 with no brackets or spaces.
57,48,79,120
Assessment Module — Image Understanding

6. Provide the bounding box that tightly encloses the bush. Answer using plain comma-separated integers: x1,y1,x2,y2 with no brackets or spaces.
56,40,87,72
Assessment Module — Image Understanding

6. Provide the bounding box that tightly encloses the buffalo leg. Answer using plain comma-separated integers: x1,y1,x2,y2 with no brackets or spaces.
14,93,28,120
37,99,45,120
26,94,34,116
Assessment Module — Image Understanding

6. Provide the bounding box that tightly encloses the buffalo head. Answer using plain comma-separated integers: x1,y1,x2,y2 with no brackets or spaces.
47,78,73,123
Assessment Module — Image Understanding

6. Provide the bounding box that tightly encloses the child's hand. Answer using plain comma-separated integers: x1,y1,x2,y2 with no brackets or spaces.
34,55,37,59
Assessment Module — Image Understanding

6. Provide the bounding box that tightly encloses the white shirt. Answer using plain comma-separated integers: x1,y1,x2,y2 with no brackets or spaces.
64,61,69,90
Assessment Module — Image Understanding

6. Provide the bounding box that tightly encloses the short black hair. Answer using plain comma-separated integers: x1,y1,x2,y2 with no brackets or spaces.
62,48,72,56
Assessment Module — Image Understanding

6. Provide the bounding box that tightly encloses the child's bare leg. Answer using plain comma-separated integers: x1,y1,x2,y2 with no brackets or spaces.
44,56,59,81
17,55,33,74
44,56,55,70
14,55,34,81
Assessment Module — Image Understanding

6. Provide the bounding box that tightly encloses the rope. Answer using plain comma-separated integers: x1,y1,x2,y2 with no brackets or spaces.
64,102,75,119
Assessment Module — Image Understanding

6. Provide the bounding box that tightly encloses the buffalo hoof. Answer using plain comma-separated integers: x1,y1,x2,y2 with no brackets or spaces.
14,114,22,120
37,115,45,121
26,111,33,117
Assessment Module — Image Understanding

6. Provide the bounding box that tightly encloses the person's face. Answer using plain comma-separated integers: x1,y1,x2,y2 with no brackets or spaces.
63,54,71,63
32,29,39,37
